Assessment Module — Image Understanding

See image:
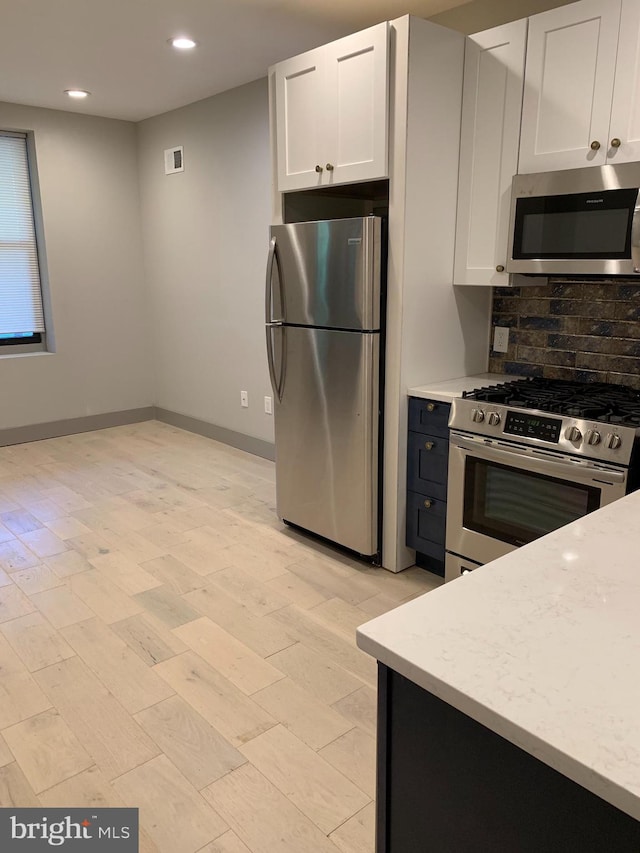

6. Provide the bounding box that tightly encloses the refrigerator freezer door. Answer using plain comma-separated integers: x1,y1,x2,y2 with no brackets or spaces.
269,217,381,331
275,326,379,556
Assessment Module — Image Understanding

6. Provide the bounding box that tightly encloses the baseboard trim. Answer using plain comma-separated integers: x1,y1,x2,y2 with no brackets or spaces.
0,407,156,448
0,406,276,461
155,408,276,461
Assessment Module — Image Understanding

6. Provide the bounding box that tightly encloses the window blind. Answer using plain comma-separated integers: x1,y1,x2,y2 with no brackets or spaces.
0,133,45,335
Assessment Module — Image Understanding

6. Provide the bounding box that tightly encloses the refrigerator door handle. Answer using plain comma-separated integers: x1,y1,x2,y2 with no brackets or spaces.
266,324,286,403
265,236,285,401
265,236,285,325
265,236,277,323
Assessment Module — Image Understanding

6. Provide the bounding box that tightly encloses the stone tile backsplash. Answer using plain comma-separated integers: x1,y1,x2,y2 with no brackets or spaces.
488,280,640,389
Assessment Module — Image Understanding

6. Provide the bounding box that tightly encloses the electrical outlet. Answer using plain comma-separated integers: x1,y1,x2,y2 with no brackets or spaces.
493,326,510,353
264,396,273,415
240,390,249,408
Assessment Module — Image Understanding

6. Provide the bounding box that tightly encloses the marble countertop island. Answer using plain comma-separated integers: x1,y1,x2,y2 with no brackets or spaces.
357,490,640,821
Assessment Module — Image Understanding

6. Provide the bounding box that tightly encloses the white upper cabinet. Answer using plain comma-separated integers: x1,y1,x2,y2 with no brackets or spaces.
519,0,622,173
273,22,389,192
324,24,389,186
454,20,527,286
273,48,325,191
609,0,640,163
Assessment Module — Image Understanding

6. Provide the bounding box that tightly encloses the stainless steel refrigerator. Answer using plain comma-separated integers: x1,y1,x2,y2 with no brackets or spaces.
265,217,383,558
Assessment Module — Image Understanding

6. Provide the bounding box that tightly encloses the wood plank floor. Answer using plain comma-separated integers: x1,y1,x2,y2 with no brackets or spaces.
0,420,441,852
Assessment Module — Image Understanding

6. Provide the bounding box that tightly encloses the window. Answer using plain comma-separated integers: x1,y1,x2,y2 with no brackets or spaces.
0,132,45,348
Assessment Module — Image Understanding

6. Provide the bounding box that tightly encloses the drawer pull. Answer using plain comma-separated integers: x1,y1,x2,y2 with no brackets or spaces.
426,403,435,412
424,441,434,451
423,499,432,509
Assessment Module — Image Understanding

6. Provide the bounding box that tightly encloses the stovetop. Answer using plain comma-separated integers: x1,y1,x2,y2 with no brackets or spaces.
450,378,640,466
462,378,640,426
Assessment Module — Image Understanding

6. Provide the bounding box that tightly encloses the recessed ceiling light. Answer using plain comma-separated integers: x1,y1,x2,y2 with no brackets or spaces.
64,89,90,99
169,37,197,50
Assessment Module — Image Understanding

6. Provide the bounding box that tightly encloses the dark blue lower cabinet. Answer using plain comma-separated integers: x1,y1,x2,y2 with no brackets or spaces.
408,397,450,437
406,491,445,560
406,395,451,576
406,431,448,500
376,665,640,852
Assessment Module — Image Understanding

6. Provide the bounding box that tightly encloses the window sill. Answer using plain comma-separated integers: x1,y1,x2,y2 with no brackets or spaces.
0,349,54,360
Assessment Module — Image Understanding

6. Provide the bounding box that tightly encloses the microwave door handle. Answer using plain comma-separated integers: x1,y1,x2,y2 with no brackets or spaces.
451,434,626,484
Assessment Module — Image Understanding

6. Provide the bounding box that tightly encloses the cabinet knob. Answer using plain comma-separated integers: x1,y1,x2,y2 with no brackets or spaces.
611,137,622,148
590,140,601,150
496,264,505,272
315,164,323,173
426,403,435,412
325,163,334,171
423,499,432,509
424,441,434,451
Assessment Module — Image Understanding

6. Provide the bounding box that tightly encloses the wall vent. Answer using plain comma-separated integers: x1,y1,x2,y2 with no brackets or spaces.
164,146,184,175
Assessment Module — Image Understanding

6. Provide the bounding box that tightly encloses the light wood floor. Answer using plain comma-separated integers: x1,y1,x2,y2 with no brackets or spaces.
0,420,440,853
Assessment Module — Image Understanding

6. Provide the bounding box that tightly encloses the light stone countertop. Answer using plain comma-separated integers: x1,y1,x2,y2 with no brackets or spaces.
408,372,518,402
357,489,640,821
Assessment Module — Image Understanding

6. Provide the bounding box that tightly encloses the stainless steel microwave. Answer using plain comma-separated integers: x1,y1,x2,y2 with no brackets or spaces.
506,163,640,277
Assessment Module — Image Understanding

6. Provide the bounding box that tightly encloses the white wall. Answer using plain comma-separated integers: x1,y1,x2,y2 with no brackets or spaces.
0,102,153,429
137,79,274,445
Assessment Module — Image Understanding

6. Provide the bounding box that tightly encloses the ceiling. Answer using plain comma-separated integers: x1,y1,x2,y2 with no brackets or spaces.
0,0,474,122
0,0,574,122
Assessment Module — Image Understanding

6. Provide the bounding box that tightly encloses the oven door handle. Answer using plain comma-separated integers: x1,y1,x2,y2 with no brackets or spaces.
450,434,626,484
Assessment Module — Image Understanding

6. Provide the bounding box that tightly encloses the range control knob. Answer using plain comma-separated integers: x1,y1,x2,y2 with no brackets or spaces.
606,433,622,450
487,412,501,426
565,426,582,442
586,430,601,446
471,408,485,423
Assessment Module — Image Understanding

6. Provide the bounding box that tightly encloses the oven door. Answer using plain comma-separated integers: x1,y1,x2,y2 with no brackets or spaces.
446,431,628,566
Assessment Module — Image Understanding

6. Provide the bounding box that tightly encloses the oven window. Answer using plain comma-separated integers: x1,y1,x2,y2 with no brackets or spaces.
463,458,601,548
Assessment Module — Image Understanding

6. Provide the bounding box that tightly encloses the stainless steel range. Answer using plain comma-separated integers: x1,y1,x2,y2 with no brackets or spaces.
445,378,640,582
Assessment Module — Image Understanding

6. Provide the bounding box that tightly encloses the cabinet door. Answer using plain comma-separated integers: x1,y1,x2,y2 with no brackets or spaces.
608,0,640,164
274,47,326,192
519,0,622,174
454,20,527,287
407,431,448,501
408,398,450,438
323,22,389,186
406,491,446,561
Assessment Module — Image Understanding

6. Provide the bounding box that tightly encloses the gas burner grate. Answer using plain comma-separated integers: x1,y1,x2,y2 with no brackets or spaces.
564,405,611,419
463,378,640,423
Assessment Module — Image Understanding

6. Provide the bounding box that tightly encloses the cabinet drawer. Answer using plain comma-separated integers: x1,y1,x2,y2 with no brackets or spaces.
408,398,451,437
406,491,446,560
407,431,448,499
